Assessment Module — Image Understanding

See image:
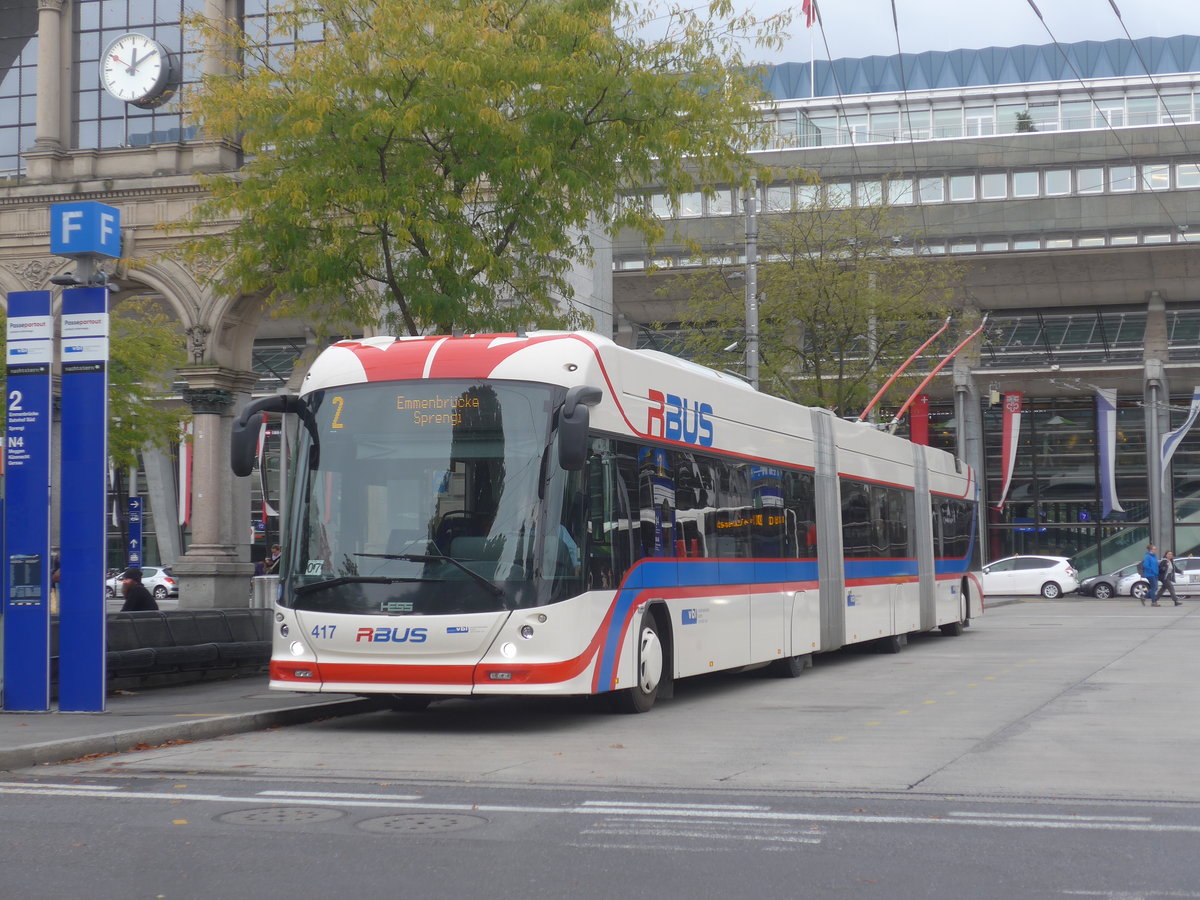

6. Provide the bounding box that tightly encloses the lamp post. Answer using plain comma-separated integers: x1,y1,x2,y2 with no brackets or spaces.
743,182,760,390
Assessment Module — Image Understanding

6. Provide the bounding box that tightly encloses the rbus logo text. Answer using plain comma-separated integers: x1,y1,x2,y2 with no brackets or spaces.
647,389,714,447
356,627,428,643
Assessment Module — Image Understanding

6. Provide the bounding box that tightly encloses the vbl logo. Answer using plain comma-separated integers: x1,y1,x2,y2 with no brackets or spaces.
647,389,714,447
356,626,428,643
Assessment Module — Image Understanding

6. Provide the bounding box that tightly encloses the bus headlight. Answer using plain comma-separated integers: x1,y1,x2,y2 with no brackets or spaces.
500,642,517,658
280,624,289,637
520,625,534,639
289,641,305,656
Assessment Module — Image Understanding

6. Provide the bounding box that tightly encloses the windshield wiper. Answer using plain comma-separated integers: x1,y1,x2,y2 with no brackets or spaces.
294,575,437,595
354,551,506,599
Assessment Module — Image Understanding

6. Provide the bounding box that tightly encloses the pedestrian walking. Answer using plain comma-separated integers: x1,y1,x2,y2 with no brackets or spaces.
1154,550,1184,606
263,544,282,575
1141,544,1160,606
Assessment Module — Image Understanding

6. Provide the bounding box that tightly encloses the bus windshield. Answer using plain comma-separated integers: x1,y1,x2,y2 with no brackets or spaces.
286,379,575,615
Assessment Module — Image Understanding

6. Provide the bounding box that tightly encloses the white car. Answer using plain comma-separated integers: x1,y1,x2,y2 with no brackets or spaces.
105,565,179,601
981,555,1078,599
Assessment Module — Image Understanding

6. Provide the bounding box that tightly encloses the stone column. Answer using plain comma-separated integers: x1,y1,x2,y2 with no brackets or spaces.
33,0,64,149
172,368,258,608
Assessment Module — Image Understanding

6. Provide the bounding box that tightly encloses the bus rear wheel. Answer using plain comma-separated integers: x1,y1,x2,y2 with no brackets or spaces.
610,616,663,714
769,654,811,677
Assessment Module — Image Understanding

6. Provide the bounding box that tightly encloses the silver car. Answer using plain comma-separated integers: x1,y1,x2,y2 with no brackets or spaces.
105,565,179,601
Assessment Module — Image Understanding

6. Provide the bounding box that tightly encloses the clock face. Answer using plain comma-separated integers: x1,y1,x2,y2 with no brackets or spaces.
100,33,173,106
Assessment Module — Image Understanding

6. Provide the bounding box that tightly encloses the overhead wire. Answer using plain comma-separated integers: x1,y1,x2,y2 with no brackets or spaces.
1023,0,1189,235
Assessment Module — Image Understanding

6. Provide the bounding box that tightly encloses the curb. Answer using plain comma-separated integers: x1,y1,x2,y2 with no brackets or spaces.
0,696,384,772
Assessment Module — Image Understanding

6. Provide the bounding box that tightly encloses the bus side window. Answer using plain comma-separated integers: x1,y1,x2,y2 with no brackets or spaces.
586,441,637,588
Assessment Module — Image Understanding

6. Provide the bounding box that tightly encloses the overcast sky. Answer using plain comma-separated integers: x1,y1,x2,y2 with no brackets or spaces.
750,0,1200,64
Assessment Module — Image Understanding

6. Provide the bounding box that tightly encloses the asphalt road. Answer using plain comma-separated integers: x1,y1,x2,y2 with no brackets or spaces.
4,598,1199,899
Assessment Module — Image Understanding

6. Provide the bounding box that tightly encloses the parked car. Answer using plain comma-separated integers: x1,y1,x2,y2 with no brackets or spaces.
105,565,178,601
1077,562,1141,599
981,555,1078,599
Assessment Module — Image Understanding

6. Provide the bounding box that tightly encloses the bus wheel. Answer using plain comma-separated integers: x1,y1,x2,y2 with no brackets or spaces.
386,694,432,712
877,634,907,654
769,654,811,678
611,615,663,714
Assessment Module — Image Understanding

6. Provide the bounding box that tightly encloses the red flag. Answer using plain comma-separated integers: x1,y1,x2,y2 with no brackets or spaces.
802,0,817,27
994,392,1022,511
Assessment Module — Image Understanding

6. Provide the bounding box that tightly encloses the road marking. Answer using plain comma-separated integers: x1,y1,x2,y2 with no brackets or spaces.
0,781,118,791
259,790,423,801
2,783,1197,835
949,811,1152,823
582,800,770,811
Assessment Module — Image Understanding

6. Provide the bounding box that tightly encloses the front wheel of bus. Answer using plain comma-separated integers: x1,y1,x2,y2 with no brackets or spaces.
611,617,663,714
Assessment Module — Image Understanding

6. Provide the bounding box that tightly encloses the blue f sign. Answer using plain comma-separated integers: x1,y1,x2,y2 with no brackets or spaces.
50,202,121,258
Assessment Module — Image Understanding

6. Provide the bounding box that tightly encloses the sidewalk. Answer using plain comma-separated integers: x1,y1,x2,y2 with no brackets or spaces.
0,675,380,772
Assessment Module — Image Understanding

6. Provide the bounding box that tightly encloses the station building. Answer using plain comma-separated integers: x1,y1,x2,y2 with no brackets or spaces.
614,35,1200,577
2,2,1200,601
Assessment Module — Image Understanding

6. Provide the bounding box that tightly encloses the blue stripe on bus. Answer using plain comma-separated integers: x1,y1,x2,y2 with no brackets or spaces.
595,553,976,691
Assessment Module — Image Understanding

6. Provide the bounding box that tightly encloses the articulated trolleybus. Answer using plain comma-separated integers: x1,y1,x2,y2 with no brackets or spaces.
231,331,982,713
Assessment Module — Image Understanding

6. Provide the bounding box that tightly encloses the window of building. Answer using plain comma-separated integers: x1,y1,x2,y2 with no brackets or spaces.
826,182,852,208
1127,96,1160,126
886,178,914,205
857,180,883,206
1046,236,1073,249
981,240,1010,252
932,108,963,139
964,106,995,136
918,177,945,203
1044,169,1072,195
1141,164,1171,191
1061,100,1093,130
1163,94,1192,124
1143,233,1172,244
949,175,976,201
870,111,899,141
1109,166,1136,192
981,172,1007,199
1095,99,1124,127
677,191,703,217
796,183,820,208
0,13,37,179
1177,163,1200,188
707,190,734,216
1077,167,1105,193
764,185,792,212
650,193,671,218
1077,235,1105,247
950,240,978,254
901,110,930,139
1013,237,1041,250
1028,101,1060,131
1110,234,1138,246
1013,171,1039,197
841,113,868,144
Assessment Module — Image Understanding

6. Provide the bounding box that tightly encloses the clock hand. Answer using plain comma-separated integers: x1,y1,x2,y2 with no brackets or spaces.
128,47,139,74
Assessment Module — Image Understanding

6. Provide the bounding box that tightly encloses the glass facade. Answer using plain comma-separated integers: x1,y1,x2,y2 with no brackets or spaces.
0,0,37,178
75,0,202,153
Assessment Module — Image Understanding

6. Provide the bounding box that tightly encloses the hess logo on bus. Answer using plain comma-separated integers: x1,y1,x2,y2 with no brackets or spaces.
647,389,714,447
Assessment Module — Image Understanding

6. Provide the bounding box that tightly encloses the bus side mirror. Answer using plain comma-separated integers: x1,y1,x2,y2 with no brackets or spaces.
558,385,603,471
231,394,318,477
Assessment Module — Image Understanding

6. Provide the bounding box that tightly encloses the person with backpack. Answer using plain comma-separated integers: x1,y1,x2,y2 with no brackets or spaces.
1141,544,1160,607
1154,550,1184,607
